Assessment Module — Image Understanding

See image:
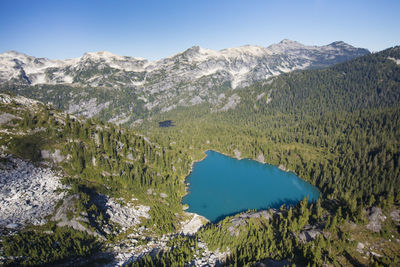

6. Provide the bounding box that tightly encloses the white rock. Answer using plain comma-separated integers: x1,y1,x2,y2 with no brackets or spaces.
106,197,150,229
181,212,208,235
0,155,66,227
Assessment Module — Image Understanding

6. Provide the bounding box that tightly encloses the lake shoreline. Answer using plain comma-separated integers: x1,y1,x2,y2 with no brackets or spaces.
182,151,209,200
181,149,320,222
182,149,238,199
181,148,295,205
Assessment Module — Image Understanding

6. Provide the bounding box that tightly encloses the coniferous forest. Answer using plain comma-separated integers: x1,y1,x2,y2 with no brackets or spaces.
0,47,400,266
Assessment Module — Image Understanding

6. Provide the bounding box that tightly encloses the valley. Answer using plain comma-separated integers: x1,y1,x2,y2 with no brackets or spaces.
0,43,399,266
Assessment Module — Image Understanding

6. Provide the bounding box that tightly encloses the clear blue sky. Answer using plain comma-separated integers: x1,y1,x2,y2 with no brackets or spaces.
0,0,399,60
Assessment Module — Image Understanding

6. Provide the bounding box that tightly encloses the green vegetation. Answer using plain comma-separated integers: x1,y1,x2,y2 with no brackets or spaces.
1,102,192,234
8,133,45,162
0,94,193,265
131,235,198,267
137,47,400,265
1,46,400,266
0,82,149,123
1,226,99,266
143,46,400,212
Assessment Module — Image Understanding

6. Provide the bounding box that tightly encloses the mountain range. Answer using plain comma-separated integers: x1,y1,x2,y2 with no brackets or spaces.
0,40,369,124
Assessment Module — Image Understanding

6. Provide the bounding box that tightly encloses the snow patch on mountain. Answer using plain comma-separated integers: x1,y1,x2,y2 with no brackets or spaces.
0,40,370,119
388,57,400,65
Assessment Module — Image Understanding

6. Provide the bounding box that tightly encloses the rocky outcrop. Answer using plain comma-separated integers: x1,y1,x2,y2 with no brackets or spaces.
109,234,170,266
41,149,65,163
228,210,272,236
0,112,19,125
256,153,265,163
366,207,387,232
180,212,208,235
278,164,288,172
390,209,400,226
190,242,230,267
219,94,240,111
105,197,150,231
299,228,321,243
0,154,66,229
233,149,241,160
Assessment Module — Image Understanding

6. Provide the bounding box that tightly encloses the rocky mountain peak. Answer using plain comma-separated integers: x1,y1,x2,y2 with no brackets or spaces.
82,51,124,62
330,41,346,45
328,41,352,48
267,39,307,53
279,39,301,45
2,50,25,57
0,50,35,62
221,45,269,57
0,41,370,121
81,51,147,64
180,45,204,59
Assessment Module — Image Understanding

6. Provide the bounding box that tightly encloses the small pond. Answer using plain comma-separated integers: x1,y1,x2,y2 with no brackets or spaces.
158,120,174,127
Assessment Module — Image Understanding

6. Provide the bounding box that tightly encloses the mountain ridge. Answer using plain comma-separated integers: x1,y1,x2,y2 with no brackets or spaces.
0,39,367,62
0,40,370,124
0,39,369,85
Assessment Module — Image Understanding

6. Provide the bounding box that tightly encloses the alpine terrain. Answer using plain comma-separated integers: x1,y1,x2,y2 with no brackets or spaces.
0,40,369,124
1,42,399,267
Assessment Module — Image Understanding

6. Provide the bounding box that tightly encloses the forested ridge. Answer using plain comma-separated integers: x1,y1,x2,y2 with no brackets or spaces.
144,46,400,204
136,46,400,265
0,96,192,265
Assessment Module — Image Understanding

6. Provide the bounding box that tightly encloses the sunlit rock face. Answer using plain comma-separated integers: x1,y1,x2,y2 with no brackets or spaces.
0,40,369,121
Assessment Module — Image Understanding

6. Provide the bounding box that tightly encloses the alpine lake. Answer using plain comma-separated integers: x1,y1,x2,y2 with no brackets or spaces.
182,150,320,222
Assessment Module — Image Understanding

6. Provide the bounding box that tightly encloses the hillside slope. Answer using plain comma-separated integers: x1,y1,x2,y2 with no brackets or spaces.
143,46,400,197
1,46,400,266
0,93,197,266
136,46,400,265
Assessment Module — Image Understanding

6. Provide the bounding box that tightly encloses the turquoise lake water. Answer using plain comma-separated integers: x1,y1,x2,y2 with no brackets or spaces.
182,150,320,222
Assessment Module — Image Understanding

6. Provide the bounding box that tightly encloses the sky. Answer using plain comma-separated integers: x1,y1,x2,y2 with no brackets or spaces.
0,0,399,60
